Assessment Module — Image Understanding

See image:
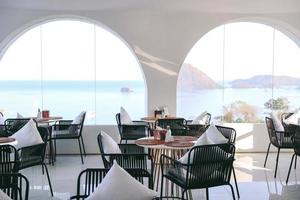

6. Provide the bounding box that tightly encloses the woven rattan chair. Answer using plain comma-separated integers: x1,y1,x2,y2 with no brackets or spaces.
4,118,31,137
155,118,188,136
0,173,29,200
17,126,53,196
160,143,236,200
186,113,211,137
116,113,149,143
264,117,293,178
52,111,86,164
97,132,153,187
70,167,155,200
286,126,300,184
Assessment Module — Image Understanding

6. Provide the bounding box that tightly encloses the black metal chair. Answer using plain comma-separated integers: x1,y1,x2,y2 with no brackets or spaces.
3,118,31,137
210,124,240,198
186,113,211,137
52,111,86,164
0,145,19,173
0,173,29,200
155,118,188,136
264,117,294,178
97,132,153,188
17,126,53,196
286,125,300,184
70,167,155,200
116,113,149,143
160,143,236,200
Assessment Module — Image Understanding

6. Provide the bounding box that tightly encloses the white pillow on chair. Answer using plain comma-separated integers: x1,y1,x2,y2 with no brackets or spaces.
120,107,133,124
205,123,228,144
101,131,121,154
0,189,12,200
191,111,208,124
71,111,86,124
86,161,158,200
270,112,284,132
179,132,214,164
9,119,44,149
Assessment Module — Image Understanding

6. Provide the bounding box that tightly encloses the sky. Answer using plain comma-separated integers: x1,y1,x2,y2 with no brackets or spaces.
0,20,143,81
0,21,300,82
185,22,300,81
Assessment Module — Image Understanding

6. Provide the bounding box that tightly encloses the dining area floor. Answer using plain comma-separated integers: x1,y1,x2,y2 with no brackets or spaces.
23,152,300,200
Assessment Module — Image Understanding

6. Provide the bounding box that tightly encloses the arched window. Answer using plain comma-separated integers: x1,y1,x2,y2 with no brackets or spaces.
177,22,300,123
0,20,146,124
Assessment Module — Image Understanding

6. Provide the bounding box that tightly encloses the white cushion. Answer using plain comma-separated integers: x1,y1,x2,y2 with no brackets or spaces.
0,189,12,200
0,114,5,125
16,113,23,118
71,111,86,124
101,131,121,154
205,123,228,144
179,132,214,164
191,111,208,124
284,110,300,125
120,107,133,124
270,112,284,132
87,161,158,200
9,119,44,149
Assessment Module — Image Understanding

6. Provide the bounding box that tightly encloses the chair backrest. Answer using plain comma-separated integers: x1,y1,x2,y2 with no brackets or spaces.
0,173,29,200
97,132,110,168
72,168,109,199
215,125,236,143
4,118,32,136
292,126,300,156
0,145,19,173
17,126,49,170
156,118,187,136
71,167,154,200
185,143,235,188
115,113,122,136
265,117,280,147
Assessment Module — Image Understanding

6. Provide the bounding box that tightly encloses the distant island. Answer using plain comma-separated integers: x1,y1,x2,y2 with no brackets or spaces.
178,64,300,90
177,63,221,91
230,75,300,88
120,87,133,93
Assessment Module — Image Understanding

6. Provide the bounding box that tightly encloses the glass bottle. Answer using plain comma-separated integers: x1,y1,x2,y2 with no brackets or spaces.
165,125,173,142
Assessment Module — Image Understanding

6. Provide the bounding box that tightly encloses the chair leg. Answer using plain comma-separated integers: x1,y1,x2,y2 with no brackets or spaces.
206,188,209,200
78,139,84,164
286,154,295,184
229,184,236,200
274,148,280,178
264,143,271,167
181,189,187,200
42,163,45,174
80,136,86,156
232,167,240,198
160,175,164,198
43,163,53,196
294,155,297,169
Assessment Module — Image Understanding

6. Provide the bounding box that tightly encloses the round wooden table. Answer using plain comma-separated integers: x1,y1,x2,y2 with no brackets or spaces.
136,136,197,199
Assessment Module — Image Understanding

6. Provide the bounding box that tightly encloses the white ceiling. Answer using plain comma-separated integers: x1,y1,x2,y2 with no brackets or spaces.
1,0,300,13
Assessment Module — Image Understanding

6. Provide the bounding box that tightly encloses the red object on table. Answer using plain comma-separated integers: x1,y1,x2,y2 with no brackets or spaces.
42,110,50,118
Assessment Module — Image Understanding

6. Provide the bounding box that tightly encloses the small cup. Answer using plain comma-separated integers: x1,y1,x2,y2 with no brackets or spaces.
42,110,50,118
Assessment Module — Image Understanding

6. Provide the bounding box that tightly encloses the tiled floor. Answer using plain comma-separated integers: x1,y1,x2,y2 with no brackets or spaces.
21,153,300,199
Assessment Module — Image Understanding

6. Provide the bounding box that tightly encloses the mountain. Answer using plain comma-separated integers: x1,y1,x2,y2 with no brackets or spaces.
177,63,221,91
230,75,300,88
